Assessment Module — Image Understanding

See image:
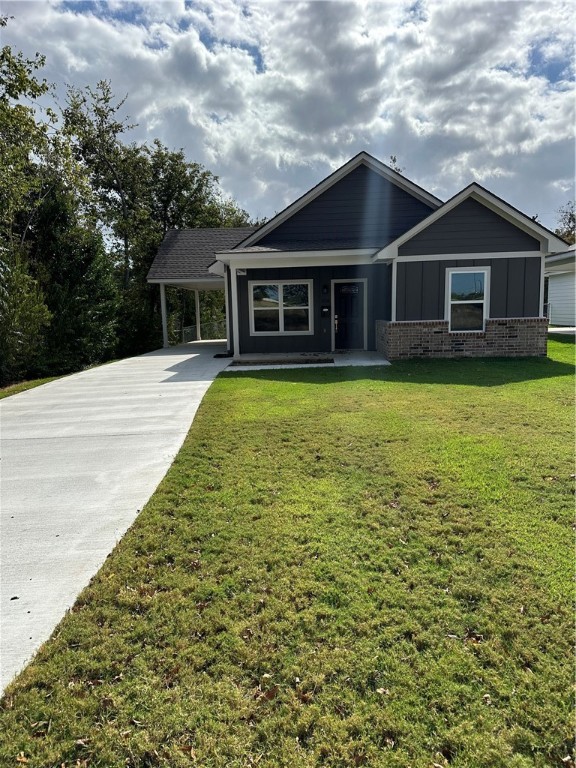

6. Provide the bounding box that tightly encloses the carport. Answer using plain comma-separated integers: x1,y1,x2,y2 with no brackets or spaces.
147,227,256,349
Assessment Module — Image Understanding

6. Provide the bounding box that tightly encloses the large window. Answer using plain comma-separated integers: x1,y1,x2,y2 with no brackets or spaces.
249,281,313,335
446,268,490,331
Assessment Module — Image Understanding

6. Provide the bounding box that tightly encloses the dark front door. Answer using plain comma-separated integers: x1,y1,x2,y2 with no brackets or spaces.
334,281,365,350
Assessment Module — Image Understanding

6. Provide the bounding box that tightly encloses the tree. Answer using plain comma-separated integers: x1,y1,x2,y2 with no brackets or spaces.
26,178,119,374
0,17,53,383
388,155,405,174
555,200,575,245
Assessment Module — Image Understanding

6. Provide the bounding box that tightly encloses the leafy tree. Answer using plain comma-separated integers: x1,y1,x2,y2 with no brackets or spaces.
64,83,250,353
0,17,53,383
555,200,575,245
0,253,51,383
27,179,119,374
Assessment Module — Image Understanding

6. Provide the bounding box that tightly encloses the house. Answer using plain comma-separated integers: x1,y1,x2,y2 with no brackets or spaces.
147,152,569,359
545,246,575,327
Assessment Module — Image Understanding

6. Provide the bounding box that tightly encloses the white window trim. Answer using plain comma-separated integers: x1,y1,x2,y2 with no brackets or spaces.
445,267,491,333
249,280,314,336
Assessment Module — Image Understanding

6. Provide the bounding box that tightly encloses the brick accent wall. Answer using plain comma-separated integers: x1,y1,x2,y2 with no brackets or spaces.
376,318,548,360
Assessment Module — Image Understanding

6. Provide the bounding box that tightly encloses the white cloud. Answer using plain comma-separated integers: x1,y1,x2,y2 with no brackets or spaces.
3,0,574,227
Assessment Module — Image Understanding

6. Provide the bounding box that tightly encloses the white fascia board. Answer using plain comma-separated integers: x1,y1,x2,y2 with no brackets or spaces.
147,278,224,290
215,248,377,269
238,152,443,249
373,184,567,261
394,251,542,263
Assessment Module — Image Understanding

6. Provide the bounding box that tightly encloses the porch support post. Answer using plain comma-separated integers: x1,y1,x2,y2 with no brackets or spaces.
224,266,231,352
194,289,201,340
391,260,397,322
159,283,169,348
230,265,240,358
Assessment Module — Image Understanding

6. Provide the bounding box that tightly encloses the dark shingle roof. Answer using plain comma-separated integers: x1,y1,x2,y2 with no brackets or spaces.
147,227,257,281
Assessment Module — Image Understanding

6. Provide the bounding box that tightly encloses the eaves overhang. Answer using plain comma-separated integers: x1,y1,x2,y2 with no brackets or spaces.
372,183,569,261
213,248,379,270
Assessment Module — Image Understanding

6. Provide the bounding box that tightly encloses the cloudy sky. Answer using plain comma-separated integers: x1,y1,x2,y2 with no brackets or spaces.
3,0,575,229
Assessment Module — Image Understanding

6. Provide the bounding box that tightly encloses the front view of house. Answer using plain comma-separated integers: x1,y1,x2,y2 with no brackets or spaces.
148,152,569,359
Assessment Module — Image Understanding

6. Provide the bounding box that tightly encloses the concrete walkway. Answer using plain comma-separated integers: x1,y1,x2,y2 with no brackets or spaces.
0,342,230,693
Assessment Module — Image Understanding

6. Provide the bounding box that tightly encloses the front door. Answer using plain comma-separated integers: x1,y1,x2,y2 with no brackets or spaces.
333,280,365,350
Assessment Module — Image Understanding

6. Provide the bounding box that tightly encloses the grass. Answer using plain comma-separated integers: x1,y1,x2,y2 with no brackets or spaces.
0,376,60,399
0,338,574,768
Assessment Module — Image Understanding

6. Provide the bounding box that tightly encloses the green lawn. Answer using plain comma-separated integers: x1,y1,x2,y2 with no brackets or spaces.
1,339,574,768
0,376,60,399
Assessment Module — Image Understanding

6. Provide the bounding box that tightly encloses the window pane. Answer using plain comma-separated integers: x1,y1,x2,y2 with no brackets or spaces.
253,285,279,308
451,272,485,301
254,310,280,332
283,308,309,332
451,303,484,331
283,283,309,307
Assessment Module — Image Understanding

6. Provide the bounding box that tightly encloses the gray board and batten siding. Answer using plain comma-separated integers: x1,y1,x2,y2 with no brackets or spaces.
236,264,392,354
256,165,436,250
395,257,542,322
398,198,541,256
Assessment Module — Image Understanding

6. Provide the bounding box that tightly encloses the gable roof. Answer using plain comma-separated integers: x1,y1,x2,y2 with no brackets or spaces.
374,183,570,260
236,152,443,251
147,227,256,282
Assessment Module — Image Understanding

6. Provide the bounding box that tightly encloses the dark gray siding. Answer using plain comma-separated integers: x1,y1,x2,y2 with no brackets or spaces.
257,165,436,250
237,264,391,354
398,198,541,256
395,257,542,321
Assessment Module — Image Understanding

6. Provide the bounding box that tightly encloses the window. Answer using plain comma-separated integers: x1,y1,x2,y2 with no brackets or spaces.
250,281,313,335
446,268,490,332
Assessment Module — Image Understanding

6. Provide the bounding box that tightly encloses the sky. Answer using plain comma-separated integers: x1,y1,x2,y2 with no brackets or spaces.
2,0,575,230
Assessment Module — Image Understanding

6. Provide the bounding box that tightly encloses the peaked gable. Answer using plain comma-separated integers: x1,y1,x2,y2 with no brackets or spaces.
375,183,568,260
237,153,442,252
398,197,540,256
256,164,437,250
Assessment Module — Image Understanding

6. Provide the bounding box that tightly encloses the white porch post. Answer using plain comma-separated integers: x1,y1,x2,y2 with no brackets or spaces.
159,283,169,348
230,265,240,358
194,289,201,340
224,266,231,351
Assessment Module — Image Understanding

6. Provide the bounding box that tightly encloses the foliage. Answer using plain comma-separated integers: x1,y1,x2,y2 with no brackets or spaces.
26,179,119,374
555,200,575,245
0,25,251,383
0,252,51,383
0,339,573,767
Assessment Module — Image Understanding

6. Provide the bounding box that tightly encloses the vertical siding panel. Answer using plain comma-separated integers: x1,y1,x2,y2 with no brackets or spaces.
421,261,440,319
404,262,423,320
489,259,507,317
524,257,541,316
507,258,526,316
396,263,407,321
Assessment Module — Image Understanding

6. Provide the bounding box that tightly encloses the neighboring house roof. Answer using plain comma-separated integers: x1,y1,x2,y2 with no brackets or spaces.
545,245,575,274
374,183,569,260
147,227,257,282
235,152,443,251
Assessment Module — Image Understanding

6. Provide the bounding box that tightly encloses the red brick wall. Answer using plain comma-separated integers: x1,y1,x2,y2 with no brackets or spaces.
376,318,548,360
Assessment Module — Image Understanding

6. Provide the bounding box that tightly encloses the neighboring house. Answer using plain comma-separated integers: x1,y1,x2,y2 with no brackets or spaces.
148,152,569,359
545,246,575,327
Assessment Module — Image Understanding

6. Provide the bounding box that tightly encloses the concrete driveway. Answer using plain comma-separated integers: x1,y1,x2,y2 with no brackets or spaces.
0,342,230,693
